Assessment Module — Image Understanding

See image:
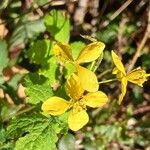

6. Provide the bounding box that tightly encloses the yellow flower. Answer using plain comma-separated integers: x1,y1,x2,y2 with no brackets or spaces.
111,50,150,104
42,73,108,131
53,41,105,92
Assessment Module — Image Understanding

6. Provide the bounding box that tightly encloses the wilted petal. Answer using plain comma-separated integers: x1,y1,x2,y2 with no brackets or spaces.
127,67,148,87
76,42,105,64
118,77,128,104
111,51,126,76
41,97,70,115
68,109,89,131
76,65,99,92
84,91,108,108
53,42,73,62
65,73,84,100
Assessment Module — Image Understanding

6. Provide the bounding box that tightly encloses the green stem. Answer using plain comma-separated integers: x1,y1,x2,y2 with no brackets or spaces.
146,73,150,77
90,61,96,71
99,78,117,84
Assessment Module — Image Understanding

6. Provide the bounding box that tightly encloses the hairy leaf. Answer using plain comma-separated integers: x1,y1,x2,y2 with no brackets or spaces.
24,73,54,104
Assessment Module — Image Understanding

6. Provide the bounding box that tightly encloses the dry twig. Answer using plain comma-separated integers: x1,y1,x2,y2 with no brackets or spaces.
127,6,150,72
101,0,134,28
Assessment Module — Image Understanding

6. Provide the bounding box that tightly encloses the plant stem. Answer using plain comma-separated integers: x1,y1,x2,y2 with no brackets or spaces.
99,78,117,84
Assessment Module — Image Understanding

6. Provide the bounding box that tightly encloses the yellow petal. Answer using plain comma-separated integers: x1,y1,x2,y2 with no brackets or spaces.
65,73,84,100
84,91,108,108
126,67,147,87
76,42,105,64
111,51,126,75
76,65,99,92
118,77,128,104
68,109,89,131
41,97,70,116
112,67,125,79
53,42,73,62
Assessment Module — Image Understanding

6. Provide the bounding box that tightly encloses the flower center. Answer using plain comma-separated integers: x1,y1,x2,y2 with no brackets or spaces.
70,98,86,114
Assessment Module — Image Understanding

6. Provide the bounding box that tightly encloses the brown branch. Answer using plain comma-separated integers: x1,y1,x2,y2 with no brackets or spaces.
101,0,134,28
133,105,150,115
127,6,150,72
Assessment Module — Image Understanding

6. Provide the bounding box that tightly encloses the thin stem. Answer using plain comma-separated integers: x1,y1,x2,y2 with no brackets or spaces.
146,73,150,77
93,52,104,72
90,61,96,71
97,69,112,79
15,106,35,116
99,78,117,84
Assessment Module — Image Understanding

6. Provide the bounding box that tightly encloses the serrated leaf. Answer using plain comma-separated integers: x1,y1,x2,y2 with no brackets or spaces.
24,73,54,104
14,125,57,150
28,40,52,65
24,73,48,86
7,115,61,150
0,40,8,73
26,84,54,104
45,10,70,42
7,115,46,138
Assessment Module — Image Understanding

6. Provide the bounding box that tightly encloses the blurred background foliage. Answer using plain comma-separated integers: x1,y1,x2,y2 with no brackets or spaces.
0,0,150,150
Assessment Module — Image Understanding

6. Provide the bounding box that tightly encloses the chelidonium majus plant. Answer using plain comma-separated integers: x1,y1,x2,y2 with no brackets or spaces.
41,39,150,131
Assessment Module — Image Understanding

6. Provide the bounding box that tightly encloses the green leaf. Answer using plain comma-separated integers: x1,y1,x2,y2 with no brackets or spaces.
7,73,25,90
33,0,49,6
0,40,8,73
15,125,57,150
70,41,86,60
0,128,6,144
28,40,53,65
39,56,60,85
45,9,70,42
24,73,48,86
24,73,54,104
9,18,46,47
63,41,85,78
26,84,54,104
7,114,45,138
96,23,118,44
7,115,61,150
64,63,76,79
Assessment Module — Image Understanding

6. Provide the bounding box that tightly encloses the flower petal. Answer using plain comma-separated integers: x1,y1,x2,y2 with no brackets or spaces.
53,42,73,62
126,67,147,87
65,73,84,100
111,51,126,76
68,109,89,131
76,65,99,92
41,97,70,116
85,91,108,108
112,67,125,79
76,42,105,64
118,77,128,104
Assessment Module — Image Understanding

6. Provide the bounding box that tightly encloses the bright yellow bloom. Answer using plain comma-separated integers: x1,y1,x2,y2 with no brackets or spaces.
42,73,108,131
54,41,105,92
111,50,150,104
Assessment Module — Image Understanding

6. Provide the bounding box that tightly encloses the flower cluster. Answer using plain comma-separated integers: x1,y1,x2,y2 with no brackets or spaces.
42,41,108,131
41,40,150,131
111,51,150,104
